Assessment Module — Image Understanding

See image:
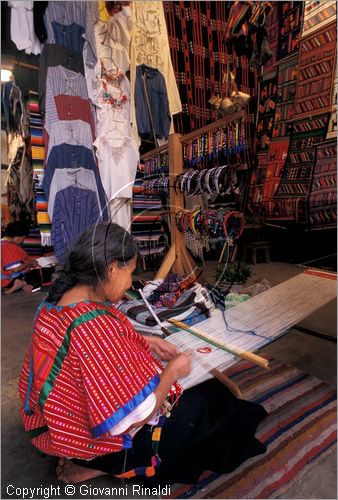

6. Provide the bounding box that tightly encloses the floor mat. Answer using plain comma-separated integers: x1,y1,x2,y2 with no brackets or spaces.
163,355,337,499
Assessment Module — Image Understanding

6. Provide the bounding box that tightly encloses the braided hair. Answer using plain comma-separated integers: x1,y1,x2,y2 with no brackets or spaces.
46,222,138,304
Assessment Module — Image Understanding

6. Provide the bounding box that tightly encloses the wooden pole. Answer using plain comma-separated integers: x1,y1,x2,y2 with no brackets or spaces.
168,319,270,369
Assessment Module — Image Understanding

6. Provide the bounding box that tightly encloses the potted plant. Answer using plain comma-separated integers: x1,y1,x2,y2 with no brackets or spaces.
213,261,252,291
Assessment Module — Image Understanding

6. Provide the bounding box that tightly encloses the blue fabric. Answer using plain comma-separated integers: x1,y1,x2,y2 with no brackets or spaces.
2,81,17,132
51,185,101,263
91,374,161,438
52,21,85,54
43,144,108,219
135,65,171,140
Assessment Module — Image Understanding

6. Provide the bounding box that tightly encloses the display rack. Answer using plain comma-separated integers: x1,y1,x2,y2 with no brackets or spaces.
140,111,246,280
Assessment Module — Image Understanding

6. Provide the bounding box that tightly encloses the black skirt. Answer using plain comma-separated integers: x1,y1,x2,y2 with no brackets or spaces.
73,379,268,484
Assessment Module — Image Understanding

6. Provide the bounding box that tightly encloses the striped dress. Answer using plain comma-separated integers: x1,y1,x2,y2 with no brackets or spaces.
18,301,181,460
1,240,29,288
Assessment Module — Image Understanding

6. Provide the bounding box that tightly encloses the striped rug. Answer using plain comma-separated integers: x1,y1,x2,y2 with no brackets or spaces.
164,355,336,499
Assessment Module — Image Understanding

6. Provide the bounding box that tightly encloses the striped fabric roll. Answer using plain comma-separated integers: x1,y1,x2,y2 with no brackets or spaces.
28,91,52,248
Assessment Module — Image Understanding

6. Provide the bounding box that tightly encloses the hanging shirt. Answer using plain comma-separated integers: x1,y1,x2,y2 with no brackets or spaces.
45,95,96,141
43,143,108,220
44,66,89,128
46,121,94,160
47,167,101,221
18,301,181,459
51,21,85,54
95,70,131,137
51,185,101,263
9,1,41,55
94,130,139,201
135,65,171,141
39,44,85,113
44,1,97,68
130,1,182,142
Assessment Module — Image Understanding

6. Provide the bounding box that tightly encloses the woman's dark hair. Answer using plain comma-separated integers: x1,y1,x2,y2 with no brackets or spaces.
5,221,30,237
46,222,138,304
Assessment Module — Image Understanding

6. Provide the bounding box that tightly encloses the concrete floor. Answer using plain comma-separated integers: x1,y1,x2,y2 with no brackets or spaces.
1,262,337,499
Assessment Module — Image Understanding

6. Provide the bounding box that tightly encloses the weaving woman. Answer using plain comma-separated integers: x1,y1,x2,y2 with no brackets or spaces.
19,222,267,485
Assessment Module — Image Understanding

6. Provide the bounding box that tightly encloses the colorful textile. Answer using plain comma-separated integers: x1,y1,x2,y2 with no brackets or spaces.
326,75,337,140
166,355,336,499
256,74,278,151
273,114,329,221
294,22,336,119
272,54,298,138
28,91,52,248
278,1,304,60
302,0,336,37
163,1,256,134
263,138,290,217
120,289,209,327
308,140,337,229
19,301,181,459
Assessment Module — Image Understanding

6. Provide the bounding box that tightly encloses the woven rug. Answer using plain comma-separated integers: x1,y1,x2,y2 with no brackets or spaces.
294,22,336,119
163,355,336,499
308,140,337,229
278,1,304,60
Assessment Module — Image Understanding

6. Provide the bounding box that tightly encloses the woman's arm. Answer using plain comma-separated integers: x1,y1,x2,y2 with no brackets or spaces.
128,352,191,430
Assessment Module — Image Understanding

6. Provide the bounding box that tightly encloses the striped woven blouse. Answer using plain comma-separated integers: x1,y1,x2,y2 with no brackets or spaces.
45,95,96,140
51,185,101,263
18,301,181,459
39,44,84,112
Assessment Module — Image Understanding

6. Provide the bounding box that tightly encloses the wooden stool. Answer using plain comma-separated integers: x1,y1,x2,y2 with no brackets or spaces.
243,241,270,265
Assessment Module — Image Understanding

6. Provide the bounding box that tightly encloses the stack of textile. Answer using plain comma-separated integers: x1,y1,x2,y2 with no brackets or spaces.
120,275,214,337
29,91,53,248
131,168,167,263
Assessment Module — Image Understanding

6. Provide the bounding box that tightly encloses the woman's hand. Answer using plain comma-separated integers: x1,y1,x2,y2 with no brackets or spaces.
167,352,191,379
147,336,179,361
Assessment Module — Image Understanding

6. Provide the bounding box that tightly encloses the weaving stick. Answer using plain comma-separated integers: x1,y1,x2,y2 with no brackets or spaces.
168,319,270,369
186,349,242,398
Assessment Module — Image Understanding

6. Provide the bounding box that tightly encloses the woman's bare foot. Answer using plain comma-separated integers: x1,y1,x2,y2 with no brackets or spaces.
56,458,108,484
4,279,25,294
22,284,34,294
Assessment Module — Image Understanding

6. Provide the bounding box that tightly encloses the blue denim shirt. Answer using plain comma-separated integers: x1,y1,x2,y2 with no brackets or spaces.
135,64,171,140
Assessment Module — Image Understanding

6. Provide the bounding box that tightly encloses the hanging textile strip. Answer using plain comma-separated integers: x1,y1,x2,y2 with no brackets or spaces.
272,54,299,138
326,73,337,140
302,0,336,38
308,140,337,229
163,2,251,134
293,22,336,119
28,91,52,248
256,73,278,151
263,138,291,217
263,1,279,72
273,113,329,221
277,1,304,60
